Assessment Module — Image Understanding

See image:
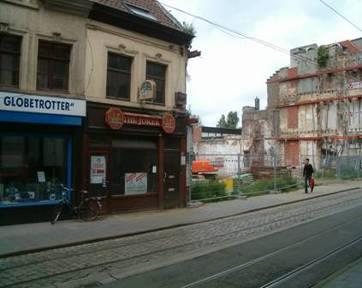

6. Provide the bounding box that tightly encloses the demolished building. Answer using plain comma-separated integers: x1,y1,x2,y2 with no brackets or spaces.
243,37,362,173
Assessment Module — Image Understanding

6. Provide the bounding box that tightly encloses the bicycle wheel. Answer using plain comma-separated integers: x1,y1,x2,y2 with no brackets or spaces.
78,200,99,221
51,204,63,224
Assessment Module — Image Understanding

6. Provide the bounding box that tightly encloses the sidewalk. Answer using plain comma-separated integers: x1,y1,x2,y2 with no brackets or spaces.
1,180,362,257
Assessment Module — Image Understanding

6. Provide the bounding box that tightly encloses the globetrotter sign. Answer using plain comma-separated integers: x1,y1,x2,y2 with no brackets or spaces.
0,92,86,117
105,107,176,134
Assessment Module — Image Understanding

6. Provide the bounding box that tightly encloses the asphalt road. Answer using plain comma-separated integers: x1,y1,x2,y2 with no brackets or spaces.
106,205,362,288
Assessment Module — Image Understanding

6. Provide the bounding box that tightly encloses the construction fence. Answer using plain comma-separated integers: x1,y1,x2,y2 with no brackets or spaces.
190,152,362,202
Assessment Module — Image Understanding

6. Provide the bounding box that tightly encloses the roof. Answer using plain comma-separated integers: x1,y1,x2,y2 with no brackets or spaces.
90,0,193,45
92,0,183,31
202,126,242,135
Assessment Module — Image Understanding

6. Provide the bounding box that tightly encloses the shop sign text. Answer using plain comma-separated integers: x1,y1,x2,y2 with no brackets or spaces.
0,92,86,117
105,108,176,134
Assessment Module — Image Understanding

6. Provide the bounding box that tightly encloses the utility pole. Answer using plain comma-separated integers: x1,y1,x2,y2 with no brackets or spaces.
270,146,278,193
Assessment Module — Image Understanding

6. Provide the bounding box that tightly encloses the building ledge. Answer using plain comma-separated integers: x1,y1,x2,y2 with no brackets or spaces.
278,93,362,108
42,0,93,16
267,63,362,84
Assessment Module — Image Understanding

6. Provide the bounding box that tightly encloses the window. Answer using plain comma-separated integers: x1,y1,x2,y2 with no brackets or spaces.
126,4,158,21
111,138,157,195
146,61,166,105
0,34,21,87
37,40,71,91
0,135,67,206
106,52,132,100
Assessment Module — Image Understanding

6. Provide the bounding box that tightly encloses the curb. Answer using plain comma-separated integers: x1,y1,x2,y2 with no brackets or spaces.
0,186,360,259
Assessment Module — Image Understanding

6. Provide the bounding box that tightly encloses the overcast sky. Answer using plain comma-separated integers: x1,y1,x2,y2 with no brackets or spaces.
160,0,362,127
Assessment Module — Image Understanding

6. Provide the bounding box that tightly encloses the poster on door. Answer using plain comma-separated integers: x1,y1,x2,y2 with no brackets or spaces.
125,173,147,195
90,155,106,184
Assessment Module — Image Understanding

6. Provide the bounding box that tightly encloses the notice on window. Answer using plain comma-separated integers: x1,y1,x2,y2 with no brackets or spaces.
37,171,46,183
90,156,106,184
125,173,147,195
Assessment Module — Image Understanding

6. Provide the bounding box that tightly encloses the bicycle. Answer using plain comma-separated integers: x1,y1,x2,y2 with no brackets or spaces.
51,185,102,224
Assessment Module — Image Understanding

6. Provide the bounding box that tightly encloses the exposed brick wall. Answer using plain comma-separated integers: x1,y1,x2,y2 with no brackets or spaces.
339,40,361,54
285,141,299,167
288,67,297,78
287,106,298,129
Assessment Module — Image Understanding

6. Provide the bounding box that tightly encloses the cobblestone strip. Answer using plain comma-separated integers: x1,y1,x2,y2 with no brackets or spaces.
1,191,362,287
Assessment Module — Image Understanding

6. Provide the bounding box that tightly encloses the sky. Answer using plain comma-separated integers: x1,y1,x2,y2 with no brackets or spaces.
159,0,362,127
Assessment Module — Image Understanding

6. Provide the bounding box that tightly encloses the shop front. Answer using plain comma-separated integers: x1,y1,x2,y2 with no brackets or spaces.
85,102,187,213
0,92,86,225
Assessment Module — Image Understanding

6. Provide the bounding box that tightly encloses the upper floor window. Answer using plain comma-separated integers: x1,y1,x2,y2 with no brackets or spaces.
106,52,132,100
37,40,71,91
0,34,21,87
146,61,166,105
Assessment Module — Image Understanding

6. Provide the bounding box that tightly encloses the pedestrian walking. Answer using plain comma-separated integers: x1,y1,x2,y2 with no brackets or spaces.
303,158,314,193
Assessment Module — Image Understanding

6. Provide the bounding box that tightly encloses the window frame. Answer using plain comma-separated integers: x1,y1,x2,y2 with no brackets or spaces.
106,52,133,101
0,33,22,88
37,40,71,92
146,61,167,105
0,132,73,208
110,137,158,196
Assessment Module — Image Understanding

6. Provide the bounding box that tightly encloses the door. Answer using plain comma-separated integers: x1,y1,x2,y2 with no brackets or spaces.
164,150,180,209
88,150,110,198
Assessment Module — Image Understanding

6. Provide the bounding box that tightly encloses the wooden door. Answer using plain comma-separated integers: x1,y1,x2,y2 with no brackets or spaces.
164,150,180,209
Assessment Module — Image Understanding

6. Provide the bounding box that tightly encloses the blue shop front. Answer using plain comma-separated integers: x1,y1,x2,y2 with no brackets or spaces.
0,92,86,225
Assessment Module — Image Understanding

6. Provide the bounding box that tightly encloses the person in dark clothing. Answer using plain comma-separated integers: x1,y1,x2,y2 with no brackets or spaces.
303,158,314,193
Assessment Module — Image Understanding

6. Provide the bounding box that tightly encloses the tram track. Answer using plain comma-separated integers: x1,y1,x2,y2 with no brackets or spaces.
1,189,362,288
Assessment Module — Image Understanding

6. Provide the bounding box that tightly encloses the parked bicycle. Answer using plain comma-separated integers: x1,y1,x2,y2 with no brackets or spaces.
51,185,102,224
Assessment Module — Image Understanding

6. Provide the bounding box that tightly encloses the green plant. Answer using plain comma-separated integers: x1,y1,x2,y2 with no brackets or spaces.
317,46,329,68
191,180,226,200
181,21,196,36
240,176,298,196
314,169,336,179
339,169,361,180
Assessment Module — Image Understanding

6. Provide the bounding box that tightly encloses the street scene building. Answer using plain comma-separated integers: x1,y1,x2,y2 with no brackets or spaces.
0,0,193,224
2,1,362,288
192,126,242,177
269,38,362,172
242,38,362,176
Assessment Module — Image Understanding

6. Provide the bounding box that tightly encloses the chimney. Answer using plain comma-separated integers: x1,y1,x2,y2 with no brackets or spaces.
255,97,260,111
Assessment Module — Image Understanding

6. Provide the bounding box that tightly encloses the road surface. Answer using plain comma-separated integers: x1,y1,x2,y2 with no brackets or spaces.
1,189,362,288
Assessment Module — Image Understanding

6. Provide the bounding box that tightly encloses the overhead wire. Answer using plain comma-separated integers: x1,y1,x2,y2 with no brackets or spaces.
319,0,362,32
160,1,319,66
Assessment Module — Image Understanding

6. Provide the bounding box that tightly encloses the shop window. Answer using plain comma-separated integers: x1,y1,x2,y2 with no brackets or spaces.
111,138,157,195
146,61,166,105
0,135,68,206
37,40,71,91
0,33,21,87
106,52,132,100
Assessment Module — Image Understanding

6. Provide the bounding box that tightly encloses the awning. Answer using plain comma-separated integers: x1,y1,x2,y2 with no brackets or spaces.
0,111,82,126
